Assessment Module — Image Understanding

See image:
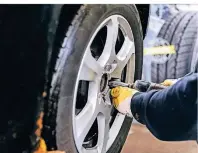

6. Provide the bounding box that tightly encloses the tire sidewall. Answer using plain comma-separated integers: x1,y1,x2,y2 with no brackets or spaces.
56,4,143,153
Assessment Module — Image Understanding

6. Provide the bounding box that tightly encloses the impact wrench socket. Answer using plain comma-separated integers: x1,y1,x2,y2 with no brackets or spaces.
108,79,167,92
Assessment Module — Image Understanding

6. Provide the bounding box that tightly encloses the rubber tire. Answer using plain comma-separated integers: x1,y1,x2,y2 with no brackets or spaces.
151,12,198,83
52,5,143,153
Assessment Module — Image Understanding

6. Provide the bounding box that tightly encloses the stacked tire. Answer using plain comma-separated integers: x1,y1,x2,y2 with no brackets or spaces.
151,12,198,83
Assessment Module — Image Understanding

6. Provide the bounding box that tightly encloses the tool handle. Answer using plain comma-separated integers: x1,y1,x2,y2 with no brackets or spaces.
147,83,167,91
134,80,167,92
133,80,151,92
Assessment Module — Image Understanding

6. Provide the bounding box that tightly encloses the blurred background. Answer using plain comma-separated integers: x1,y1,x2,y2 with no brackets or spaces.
123,4,198,153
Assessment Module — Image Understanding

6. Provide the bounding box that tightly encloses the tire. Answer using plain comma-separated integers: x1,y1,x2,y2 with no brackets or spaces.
48,5,143,153
151,12,198,83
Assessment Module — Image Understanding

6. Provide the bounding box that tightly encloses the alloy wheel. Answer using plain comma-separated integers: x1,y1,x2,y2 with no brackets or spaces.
72,15,135,153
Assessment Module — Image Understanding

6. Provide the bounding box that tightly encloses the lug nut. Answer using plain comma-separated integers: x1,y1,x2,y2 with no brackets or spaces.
104,64,112,71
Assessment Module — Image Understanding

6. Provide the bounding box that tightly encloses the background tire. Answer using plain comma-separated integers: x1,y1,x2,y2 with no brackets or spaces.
49,5,143,153
151,12,198,83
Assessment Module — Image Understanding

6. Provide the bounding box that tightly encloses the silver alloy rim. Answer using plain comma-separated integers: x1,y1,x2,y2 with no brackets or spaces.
72,15,135,153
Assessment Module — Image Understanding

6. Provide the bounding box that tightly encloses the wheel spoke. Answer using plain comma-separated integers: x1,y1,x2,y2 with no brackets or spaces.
84,47,103,75
95,98,111,152
117,37,135,60
111,37,135,78
75,82,100,150
75,102,98,150
97,113,109,153
98,16,119,66
80,48,103,81
79,64,97,81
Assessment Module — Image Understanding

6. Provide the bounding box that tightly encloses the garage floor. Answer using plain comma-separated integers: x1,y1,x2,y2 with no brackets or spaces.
122,124,197,153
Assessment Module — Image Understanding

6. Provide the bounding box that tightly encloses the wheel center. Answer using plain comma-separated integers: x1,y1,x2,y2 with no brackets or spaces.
100,74,108,92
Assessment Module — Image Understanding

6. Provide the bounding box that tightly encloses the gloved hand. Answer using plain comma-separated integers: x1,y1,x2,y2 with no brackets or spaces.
161,79,178,86
111,86,139,117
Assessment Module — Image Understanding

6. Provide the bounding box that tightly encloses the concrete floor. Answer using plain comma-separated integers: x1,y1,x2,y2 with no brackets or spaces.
122,124,197,153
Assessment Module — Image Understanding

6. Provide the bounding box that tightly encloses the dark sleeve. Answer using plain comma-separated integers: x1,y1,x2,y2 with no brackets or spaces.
131,73,198,141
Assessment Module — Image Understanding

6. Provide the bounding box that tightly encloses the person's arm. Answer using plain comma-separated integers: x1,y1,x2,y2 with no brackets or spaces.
131,73,197,141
